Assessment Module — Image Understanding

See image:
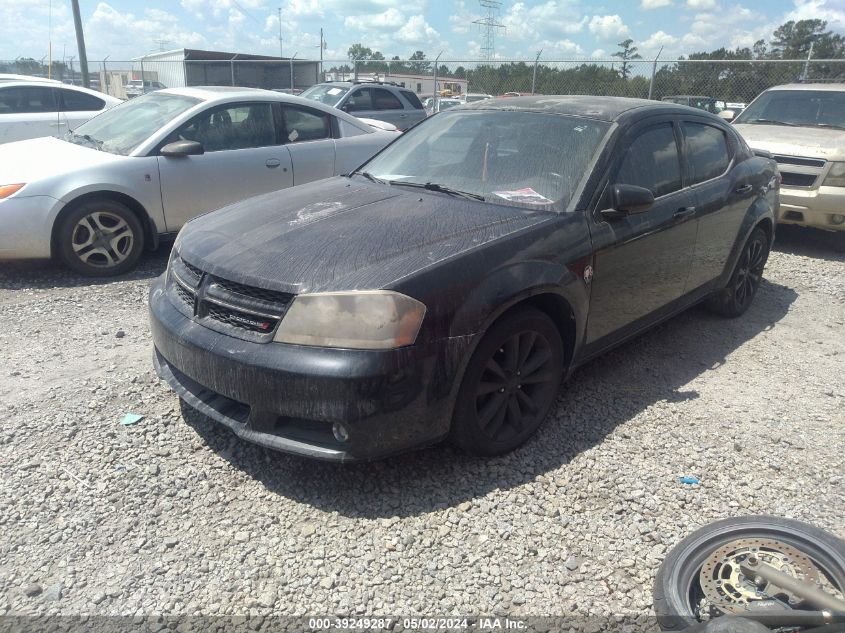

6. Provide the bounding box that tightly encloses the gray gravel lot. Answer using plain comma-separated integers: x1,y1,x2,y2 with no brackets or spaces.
1,226,843,623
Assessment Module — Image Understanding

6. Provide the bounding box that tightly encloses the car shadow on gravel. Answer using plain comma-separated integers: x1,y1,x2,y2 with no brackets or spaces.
182,278,798,519
0,247,171,291
773,225,845,261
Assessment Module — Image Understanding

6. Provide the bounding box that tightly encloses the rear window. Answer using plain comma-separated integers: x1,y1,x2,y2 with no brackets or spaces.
60,89,106,112
372,88,403,111
400,90,424,110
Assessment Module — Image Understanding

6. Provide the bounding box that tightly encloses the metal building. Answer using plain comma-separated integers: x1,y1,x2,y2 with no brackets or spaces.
132,49,319,91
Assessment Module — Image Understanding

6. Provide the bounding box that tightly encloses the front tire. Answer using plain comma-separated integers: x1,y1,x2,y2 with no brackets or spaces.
56,199,145,277
706,227,769,317
450,307,564,456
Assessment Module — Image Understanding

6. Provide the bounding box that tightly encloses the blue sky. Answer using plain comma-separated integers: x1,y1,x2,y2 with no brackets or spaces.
1,0,843,63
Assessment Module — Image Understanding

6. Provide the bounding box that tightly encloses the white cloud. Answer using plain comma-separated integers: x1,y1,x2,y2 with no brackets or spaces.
591,48,607,58
395,14,440,46
588,14,630,41
344,8,406,32
641,0,672,8
686,0,717,9
641,30,679,49
785,0,845,30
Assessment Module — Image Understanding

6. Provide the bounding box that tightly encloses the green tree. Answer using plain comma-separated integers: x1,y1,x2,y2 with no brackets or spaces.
347,43,373,61
612,39,641,80
408,50,430,74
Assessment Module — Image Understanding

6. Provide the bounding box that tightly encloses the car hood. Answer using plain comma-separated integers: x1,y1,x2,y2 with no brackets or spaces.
734,123,845,161
177,177,553,294
0,136,121,184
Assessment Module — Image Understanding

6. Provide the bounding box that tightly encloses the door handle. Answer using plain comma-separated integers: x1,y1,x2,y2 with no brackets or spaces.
734,184,753,194
399,113,408,118
673,206,696,219
265,158,281,168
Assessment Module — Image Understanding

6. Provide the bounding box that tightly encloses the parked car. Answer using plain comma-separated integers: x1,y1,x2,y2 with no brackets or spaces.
460,93,493,103
149,96,779,462
125,79,166,99
426,97,462,116
0,87,398,275
300,81,426,130
0,80,122,144
733,83,845,232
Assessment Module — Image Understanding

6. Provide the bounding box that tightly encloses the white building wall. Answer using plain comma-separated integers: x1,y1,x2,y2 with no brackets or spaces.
133,50,187,89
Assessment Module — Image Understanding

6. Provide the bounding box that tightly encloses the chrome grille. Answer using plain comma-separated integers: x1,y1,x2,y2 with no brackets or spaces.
772,154,826,189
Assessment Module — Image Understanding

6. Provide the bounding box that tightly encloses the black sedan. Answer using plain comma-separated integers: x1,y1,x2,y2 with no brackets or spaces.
149,96,779,462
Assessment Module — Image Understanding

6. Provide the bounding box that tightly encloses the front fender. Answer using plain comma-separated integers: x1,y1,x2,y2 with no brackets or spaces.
718,181,777,288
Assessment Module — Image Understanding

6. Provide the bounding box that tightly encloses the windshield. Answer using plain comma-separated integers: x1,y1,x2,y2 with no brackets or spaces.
300,84,350,107
735,90,845,128
359,110,610,210
69,92,201,155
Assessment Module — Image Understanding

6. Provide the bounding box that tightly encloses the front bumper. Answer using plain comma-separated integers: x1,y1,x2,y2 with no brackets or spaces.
0,195,62,260
149,277,469,461
778,186,845,231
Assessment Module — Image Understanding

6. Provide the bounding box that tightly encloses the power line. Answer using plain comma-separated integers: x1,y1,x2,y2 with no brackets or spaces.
472,0,505,62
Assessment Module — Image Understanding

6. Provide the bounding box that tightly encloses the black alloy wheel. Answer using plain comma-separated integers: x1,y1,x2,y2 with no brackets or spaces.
451,307,564,456
56,199,145,277
707,227,769,318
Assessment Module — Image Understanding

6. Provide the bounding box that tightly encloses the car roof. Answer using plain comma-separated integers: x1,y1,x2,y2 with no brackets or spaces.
0,73,61,84
0,80,121,101
765,83,845,92
461,95,701,122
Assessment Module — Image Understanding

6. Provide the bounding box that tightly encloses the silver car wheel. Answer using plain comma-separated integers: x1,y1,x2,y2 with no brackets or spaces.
71,211,135,268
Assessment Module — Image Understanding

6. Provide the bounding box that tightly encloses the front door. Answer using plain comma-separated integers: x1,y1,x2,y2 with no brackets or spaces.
157,101,293,231
585,120,698,348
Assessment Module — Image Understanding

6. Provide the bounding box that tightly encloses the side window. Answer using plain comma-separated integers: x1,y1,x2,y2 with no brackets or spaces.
60,89,106,112
682,122,730,185
345,88,372,112
615,123,682,198
0,86,57,114
400,89,424,110
372,88,403,111
282,105,331,142
175,103,275,152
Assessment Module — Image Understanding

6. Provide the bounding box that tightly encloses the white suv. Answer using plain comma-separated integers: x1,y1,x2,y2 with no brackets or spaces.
0,81,122,144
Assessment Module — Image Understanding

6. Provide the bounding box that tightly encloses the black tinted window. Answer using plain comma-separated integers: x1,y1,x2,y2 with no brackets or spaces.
400,90,424,110
60,89,105,112
616,124,681,198
0,86,57,114
176,103,275,152
282,105,331,142
682,122,729,185
345,87,372,112
372,88,403,111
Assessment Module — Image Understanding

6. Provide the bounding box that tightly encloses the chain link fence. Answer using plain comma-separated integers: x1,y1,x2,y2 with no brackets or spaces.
2,56,843,107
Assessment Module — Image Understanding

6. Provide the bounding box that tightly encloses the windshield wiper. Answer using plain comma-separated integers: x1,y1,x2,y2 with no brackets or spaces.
354,171,387,184
747,119,799,127
387,180,485,201
66,130,103,150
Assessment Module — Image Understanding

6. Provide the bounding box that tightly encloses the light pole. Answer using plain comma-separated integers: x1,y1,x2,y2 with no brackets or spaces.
70,0,90,88
290,52,297,90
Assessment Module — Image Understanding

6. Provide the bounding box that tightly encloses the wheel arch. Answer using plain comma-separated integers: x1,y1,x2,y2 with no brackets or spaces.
51,190,158,258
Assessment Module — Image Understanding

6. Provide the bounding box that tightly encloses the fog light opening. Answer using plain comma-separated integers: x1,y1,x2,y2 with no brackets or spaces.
332,422,350,443
831,214,845,226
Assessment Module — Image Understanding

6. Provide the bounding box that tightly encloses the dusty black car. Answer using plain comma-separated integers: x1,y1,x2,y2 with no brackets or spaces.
149,96,779,462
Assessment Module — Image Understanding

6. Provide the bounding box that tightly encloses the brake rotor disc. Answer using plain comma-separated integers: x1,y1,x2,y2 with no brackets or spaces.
699,537,823,615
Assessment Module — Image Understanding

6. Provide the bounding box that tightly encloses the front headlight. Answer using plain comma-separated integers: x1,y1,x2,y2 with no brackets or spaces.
823,162,845,187
274,291,426,350
0,183,25,199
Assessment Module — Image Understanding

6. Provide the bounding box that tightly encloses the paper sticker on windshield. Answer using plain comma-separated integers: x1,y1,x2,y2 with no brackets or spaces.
288,129,299,142
492,188,553,205
327,88,342,95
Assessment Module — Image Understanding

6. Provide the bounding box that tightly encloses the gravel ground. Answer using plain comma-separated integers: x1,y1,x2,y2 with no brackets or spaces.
1,225,843,626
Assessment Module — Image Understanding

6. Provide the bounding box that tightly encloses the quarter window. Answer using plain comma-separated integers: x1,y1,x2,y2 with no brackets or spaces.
282,105,331,142
0,86,57,114
615,124,682,198
401,89,425,110
60,89,106,112
176,103,276,152
682,122,729,185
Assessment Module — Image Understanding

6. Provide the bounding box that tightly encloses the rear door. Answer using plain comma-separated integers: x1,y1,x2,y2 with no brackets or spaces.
279,103,336,184
157,101,293,230
585,119,698,347
58,88,107,130
0,85,60,142
681,118,752,290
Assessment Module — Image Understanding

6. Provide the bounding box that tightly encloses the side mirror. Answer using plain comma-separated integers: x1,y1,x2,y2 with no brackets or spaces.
718,110,735,121
160,140,204,157
601,184,655,220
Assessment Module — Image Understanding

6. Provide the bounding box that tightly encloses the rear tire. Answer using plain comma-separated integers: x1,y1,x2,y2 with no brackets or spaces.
706,227,769,318
56,199,145,277
450,307,564,456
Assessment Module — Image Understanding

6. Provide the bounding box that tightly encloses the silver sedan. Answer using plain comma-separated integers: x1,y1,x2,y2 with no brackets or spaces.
0,87,397,276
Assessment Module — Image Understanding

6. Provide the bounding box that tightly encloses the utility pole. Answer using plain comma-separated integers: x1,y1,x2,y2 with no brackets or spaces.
290,52,297,90
320,28,324,82
802,40,815,81
531,48,542,95
70,0,90,88
647,45,663,100
432,50,443,102
278,7,283,58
